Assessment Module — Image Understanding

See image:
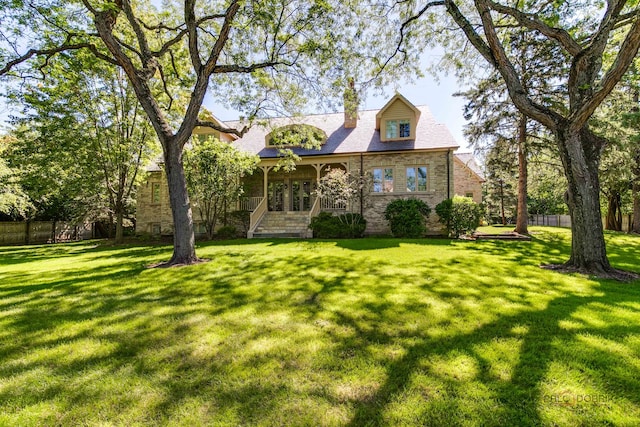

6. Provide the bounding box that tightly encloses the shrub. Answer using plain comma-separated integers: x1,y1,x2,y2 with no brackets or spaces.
436,195,483,237
229,210,250,234
309,212,366,238
383,198,431,238
216,225,238,239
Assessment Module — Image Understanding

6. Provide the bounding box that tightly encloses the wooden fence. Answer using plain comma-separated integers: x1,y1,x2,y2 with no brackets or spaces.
0,221,94,245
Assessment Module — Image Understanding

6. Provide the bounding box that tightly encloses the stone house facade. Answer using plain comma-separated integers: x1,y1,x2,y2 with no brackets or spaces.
453,152,485,205
137,93,484,238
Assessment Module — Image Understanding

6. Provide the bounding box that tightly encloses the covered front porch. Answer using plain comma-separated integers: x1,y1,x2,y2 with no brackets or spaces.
240,162,349,238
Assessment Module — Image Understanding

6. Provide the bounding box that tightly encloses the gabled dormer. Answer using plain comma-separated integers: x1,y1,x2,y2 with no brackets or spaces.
375,93,422,142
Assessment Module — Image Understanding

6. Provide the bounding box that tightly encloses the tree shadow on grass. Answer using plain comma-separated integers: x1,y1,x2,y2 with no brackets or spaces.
340,287,640,426
1,239,640,425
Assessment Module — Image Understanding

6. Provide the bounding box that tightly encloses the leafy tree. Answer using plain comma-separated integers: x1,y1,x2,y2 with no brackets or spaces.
6,52,157,242
5,121,102,226
183,137,258,240
527,157,568,216
0,137,32,219
391,1,640,277
458,30,565,234
593,62,640,232
482,139,518,224
0,0,361,265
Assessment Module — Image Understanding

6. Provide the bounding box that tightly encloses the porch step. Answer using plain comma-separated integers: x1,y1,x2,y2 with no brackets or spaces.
251,211,311,238
252,232,305,238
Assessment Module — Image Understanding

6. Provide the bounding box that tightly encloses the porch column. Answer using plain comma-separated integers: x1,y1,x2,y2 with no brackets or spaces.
312,163,325,182
261,166,272,198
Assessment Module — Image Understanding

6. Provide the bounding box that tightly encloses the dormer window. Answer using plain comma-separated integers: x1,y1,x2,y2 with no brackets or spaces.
376,94,421,142
399,120,411,137
385,119,411,140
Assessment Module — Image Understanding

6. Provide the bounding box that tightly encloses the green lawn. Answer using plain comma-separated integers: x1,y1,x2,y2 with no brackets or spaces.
1,227,639,426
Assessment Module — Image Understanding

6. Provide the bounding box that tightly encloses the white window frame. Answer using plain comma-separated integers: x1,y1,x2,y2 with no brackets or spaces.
406,166,428,192
373,167,394,193
399,120,411,138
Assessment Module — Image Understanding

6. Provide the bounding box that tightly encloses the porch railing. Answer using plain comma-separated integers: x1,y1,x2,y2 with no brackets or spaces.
248,197,267,237
306,196,322,238
320,198,347,211
239,196,264,212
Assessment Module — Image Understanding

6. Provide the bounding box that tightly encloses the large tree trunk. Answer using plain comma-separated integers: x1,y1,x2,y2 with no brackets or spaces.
514,114,528,234
633,182,640,234
164,142,198,265
115,200,124,244
605,192,622,231
633,147,640,234
557,126,612,274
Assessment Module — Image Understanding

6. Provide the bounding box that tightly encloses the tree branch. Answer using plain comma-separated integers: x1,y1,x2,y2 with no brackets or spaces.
458,0,561,130
486,0,581,56
212,61,284,73
570,8,640,128
195,120,249,138
185,0,203,72
0,40,118,76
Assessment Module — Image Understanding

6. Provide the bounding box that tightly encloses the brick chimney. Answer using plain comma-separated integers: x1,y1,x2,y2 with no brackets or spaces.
343,78,358,129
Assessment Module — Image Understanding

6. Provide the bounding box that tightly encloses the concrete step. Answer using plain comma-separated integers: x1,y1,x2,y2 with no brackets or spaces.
252,232,304,238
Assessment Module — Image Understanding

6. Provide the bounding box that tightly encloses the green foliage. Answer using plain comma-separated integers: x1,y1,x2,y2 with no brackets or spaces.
5,50,157,236
436,196,483,238
309,211,366,238
268,125,326,149
384,198,431,238
0,154,33,219
184,137,258,240
216,225,238,240
229,210,251,235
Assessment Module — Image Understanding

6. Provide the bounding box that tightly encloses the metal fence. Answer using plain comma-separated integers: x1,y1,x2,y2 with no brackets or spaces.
0,221,93,245
529,214,634,232
528,214,572,228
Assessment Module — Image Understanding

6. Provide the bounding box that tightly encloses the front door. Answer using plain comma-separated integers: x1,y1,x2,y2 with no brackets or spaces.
268,181,285,211
291,180,312,211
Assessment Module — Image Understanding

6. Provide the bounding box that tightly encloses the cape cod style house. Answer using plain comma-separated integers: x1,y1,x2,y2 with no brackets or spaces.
137,93,484,238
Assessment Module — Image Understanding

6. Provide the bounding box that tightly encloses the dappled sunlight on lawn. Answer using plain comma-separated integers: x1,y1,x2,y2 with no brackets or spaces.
0,228,639,425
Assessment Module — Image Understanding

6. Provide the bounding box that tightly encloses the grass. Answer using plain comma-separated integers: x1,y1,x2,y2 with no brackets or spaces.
0,227,639,426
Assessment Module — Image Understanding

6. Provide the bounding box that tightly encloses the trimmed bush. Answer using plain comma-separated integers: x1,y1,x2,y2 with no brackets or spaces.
309,212,366,238
384,198,431,238
436,195,483,237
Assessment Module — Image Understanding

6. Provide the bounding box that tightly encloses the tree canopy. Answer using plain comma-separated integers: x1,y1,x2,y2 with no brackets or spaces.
385,0,640,278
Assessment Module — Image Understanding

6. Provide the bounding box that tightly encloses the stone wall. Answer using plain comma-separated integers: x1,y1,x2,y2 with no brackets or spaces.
453,159,483,204
136,150,454,237
343,150,452,235
136,170,174,235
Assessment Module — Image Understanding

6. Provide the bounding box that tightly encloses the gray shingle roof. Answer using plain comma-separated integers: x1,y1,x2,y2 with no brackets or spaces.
224,105,459,158
454,152,485,181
